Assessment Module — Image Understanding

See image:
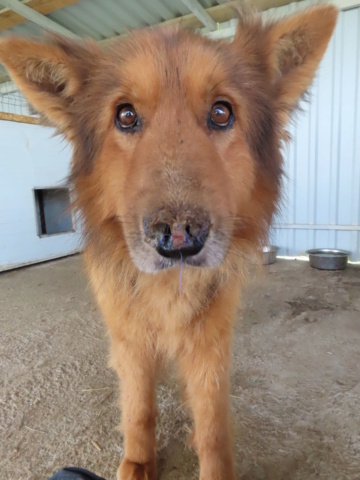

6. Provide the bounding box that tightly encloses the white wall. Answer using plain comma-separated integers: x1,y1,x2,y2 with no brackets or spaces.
0,121,81,271
269,3,360,260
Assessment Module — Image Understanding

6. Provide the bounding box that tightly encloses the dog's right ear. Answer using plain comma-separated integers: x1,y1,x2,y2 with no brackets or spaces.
0,36,99,132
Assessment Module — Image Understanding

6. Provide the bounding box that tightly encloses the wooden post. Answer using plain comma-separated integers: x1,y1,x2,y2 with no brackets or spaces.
0,112,40,124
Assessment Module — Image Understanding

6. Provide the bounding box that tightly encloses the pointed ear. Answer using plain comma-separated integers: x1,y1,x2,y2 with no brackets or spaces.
267,5,338,121
0,36,100,132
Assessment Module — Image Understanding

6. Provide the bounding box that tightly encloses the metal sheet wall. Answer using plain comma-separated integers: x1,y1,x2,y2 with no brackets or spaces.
269,3,360,260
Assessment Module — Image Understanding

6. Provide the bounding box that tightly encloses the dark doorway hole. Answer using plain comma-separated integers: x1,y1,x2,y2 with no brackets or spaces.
34,188,74,236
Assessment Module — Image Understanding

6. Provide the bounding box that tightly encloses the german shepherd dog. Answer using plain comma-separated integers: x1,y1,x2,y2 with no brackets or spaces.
0,5,337,479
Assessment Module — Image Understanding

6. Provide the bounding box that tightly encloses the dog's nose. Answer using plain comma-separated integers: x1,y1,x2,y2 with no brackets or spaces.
143,218,210,259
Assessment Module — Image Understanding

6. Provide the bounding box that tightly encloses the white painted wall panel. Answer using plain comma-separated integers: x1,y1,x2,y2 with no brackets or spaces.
0,121,81,271
271,4,360,260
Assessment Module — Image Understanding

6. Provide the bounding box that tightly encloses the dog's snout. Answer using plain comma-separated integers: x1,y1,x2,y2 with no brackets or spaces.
143,214,210,260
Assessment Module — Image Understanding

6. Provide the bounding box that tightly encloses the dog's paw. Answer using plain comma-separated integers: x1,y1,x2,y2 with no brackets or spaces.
117,458,156,480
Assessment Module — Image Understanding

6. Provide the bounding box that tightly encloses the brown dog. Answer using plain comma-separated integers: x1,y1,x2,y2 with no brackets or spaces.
0,6,338,479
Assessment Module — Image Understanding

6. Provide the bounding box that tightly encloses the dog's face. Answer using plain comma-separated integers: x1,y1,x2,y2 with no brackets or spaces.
0,6,338,273
94,30,266,272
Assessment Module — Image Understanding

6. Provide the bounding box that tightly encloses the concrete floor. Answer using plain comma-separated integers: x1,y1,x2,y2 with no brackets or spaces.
0,255,359,480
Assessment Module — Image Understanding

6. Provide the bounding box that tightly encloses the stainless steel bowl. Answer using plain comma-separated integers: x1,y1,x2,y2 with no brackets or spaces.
307,249,350,270
262,245,279,265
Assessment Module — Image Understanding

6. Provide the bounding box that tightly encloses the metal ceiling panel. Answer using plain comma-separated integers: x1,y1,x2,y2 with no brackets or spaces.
0,0,221,83
0,0,222,41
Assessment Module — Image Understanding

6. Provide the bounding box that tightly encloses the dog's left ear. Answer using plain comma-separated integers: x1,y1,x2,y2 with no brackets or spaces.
266,5,338,122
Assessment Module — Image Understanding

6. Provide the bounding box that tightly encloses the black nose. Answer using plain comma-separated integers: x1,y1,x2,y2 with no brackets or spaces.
143,219,210,259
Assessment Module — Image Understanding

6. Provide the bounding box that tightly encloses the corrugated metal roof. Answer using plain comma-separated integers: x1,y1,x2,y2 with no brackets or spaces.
0,0,222,40
0,0,226,82
0,0,295,83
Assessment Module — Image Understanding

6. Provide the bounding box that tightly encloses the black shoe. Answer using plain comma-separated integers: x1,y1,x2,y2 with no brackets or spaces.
48,467,106,480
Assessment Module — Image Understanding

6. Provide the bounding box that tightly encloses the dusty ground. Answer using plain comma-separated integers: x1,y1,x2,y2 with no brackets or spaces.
0,255,359,480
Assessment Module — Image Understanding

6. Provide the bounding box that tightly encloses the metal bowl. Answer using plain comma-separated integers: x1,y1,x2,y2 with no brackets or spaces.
262,245,279,265
307,249,350,270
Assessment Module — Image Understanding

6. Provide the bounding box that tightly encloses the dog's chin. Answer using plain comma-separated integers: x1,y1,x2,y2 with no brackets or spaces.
127,235,229,274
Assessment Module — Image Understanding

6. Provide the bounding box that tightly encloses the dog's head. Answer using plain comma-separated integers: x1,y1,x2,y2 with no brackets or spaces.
0,6,338,273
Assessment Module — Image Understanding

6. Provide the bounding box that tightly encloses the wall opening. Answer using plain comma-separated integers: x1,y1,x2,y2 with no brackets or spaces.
34,188,74,236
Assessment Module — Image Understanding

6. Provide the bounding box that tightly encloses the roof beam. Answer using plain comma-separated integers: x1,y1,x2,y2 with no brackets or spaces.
0,0,29,14
181,0,217,30
0,0,79,37
0,0,81,32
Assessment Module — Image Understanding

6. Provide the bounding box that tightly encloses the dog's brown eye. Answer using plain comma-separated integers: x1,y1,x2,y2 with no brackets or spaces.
209,101,234,130
115,104,139,131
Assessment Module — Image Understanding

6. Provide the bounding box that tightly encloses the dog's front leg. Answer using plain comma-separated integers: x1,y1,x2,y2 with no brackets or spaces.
110,337,157,480
178,314,236,480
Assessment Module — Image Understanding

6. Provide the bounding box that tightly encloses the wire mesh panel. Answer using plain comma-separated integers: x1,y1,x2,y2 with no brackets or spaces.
0,80,39,119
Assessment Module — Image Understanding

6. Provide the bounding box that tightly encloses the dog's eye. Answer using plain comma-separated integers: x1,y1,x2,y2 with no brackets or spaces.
115,104,139,131
209,101,233,130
